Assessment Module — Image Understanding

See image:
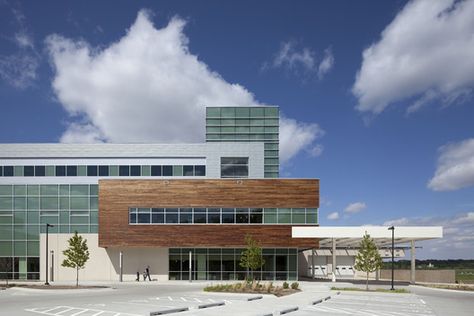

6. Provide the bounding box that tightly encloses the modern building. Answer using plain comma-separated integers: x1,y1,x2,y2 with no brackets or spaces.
0,105,442,283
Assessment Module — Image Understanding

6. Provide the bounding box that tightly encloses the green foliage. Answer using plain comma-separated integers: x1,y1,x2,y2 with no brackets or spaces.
239,235,265,278
291,282,299,290
62,232,90,286
283,281,289,289
354,233,383,290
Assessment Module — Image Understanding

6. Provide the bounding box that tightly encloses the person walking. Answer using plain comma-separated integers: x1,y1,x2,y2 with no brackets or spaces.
145,265,151,281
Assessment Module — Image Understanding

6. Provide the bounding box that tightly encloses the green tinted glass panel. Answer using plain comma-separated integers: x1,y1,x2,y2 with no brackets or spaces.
0,197,12,209
90,197,98,210
45,166,55,176
70,216,89,224
236,107,250,117
278,209,291,224
90,225,98,233
27,211,39,224
263,209,277,224
59,211,69,224
206,127,220,133
27,241,39,256
70,197,88,209
14,197,26,210
109,166,119,176
27,197,39,210
59,197,69,210
207,107,220,117
77,165,87,176
14,225,27,239
221,119,235,126
221,126,235,133
221,107,235,117
14,185,26,195
250,107,265,117
14,166,23,176
90,185,98,196
264,119,279,126
59,225,69,233
0,241,12,256
41,197,58,209
59,185,69,196
0,215,12,224
14,241,26,256
0,226,12,239
264,107,279,117
173,165,182,176
14,212,26,224
27,185,39,195
206,119,220,125
90,211,98,224
70,185,89,196
27,225,39,240
40,185,58,196
0,185,12,195
292,208,306,224
70,225,89,233
141,165,151,176
250,119,264,126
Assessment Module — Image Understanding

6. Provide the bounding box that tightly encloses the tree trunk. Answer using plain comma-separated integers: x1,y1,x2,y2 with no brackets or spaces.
76,267,79,287
366,271,369,291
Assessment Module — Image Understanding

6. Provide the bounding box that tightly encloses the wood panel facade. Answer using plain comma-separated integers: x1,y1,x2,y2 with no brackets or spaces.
99,179,319,248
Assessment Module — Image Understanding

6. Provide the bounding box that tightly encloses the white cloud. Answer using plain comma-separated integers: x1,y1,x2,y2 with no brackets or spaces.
353,0,474,114
307,144,324,157
0,3,39,89
344,202,367,214
317,48,334,80
279,116,325,164
428,138,474,191
327,212,340,220
382,212,474,259
263,42,334,80
46,11,323,164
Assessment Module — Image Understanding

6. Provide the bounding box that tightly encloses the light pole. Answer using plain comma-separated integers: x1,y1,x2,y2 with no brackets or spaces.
45,223,54,285
388,226,395,291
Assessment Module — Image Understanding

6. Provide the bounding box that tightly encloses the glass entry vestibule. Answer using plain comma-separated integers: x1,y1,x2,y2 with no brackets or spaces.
169,248,297,281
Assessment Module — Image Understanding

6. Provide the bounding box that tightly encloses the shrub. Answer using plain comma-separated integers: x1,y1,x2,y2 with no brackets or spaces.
283,281,289,289
291,282,299,290
266,282,274,293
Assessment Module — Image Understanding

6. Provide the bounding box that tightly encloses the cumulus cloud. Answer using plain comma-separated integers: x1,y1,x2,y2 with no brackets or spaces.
317,48,334,80
327,211,340,220
428,138,474,191
353,0,474,114
0,4,39,89
46,11,324,164
344,202,367,214
382,212,474,259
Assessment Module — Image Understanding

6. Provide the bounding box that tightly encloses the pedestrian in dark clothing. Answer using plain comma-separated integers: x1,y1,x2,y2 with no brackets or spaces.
146,266,151,281
143,271,147,281
136,271,140,281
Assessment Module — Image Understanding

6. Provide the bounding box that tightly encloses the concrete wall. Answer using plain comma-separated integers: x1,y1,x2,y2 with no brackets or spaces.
40,234,169,282
380,269,455,283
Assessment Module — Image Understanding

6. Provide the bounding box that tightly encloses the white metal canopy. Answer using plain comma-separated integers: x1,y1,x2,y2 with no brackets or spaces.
292,226,443,248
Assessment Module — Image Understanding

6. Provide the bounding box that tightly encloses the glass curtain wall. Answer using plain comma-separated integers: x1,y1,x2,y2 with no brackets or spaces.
0,184,98,280
169,248,297,281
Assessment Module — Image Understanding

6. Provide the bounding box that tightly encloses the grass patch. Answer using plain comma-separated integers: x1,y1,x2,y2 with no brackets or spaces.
204,281,300,297
331,287,409,293
422,284,474,291
456,269,474,283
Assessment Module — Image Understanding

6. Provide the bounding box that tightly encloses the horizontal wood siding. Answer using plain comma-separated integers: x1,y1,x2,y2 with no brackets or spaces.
99,179,319,248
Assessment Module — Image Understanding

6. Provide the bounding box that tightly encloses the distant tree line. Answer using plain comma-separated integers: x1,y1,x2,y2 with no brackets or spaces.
382,259,474,270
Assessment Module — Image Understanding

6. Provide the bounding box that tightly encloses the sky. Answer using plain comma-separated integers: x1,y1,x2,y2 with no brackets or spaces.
1,0,474,259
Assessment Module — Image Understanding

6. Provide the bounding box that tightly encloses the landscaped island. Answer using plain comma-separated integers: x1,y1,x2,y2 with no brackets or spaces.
204,281,300,297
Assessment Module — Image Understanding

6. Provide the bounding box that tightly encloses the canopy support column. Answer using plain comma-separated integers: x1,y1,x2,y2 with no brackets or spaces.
311,248,315,279
410,240,416,284
332,238,336,282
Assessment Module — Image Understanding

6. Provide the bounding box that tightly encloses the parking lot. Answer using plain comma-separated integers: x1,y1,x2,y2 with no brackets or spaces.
1,281,473,316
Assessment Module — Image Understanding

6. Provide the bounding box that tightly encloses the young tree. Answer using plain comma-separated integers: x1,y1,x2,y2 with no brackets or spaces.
354,233,383,291
239,235,265,280
62,232,90,287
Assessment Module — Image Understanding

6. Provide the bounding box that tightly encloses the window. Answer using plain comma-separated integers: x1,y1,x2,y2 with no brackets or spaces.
137,208,150,224
87,166,98,176
24,166,34,177
151,208,164,224
98,165,109,176
165,208,179,224
151,165,162,176
236,208,249,224
119,165,129,176
221,157,249,178
54,166,65,176
194,165,206,176
222,208,235,224
183,166,194,176
66,166,77,176
207,208,220,224
162,165,172,176
35,166,45,177
130,165,141,176
3,166,13,177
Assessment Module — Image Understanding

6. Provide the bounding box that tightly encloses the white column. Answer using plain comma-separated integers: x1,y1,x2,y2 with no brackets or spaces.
311,248,315,279
332,238,336,282
410,240,416,284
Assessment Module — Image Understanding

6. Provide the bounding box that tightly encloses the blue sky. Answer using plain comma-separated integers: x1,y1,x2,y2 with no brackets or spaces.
1,0,474,259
